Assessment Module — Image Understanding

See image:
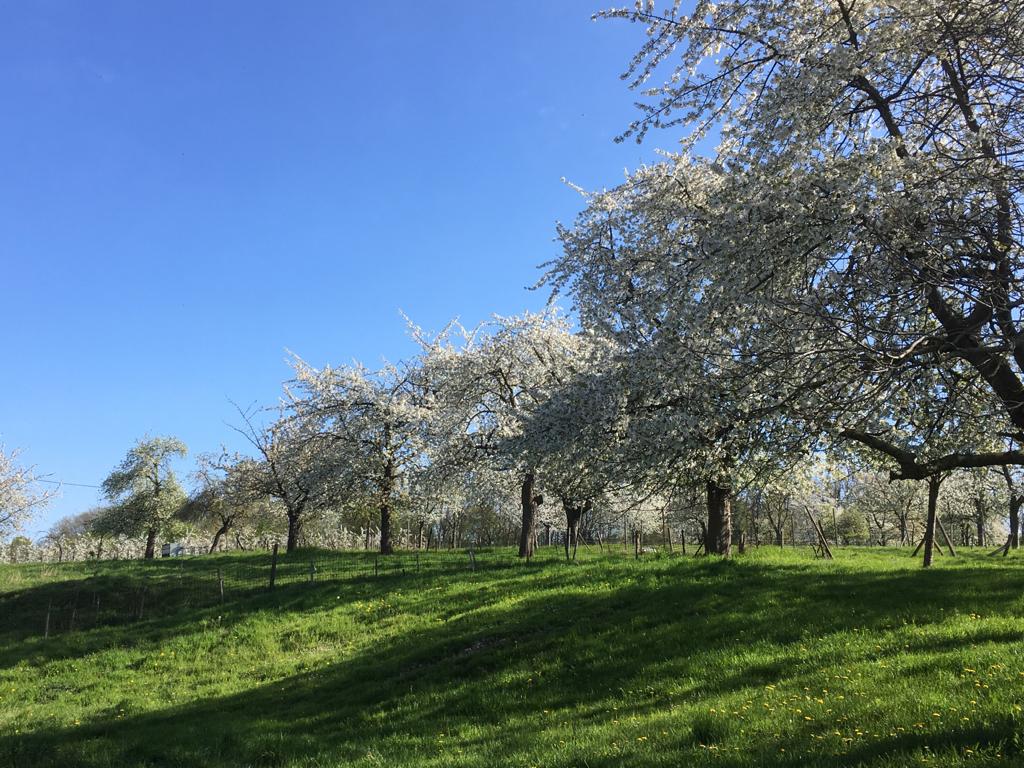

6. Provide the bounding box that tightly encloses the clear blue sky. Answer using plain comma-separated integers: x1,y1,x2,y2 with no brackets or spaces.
0,1,665,537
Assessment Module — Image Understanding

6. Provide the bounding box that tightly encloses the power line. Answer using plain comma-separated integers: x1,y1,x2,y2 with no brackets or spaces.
37,479,102,489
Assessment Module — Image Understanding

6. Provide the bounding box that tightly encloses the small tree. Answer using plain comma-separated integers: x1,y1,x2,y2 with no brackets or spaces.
0,446,53,542
836,509,870,546
98,436,188,559
225,403,343,553
289,358,435,556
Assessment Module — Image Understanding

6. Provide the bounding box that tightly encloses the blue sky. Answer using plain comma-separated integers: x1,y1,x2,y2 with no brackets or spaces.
0,1,667,536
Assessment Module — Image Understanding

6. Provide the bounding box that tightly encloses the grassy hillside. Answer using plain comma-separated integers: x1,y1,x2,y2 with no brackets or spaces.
1,546,1023,767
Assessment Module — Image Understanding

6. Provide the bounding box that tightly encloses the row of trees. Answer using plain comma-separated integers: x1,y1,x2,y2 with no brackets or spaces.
20,429,1019,564
23,323,1023,564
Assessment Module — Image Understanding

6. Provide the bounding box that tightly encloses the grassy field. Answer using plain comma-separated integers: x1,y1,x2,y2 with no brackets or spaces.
1,545,1023,767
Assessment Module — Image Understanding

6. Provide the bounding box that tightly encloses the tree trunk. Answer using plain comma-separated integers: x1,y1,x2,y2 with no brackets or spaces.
975,497,986,547
923,476,942,568
562,499,588,561
706,479,732,557
210,520,231,554
144,528,157,560
379,504,393,554
286,513,302,553
518,472,541,559
1010,496,1021,550
417,520,424,550
379,458,395,555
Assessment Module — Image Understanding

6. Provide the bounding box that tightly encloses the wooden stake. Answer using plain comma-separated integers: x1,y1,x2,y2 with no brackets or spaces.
804,507,833,559
269,543,279,591
935,515,957,557
988,536,1012,557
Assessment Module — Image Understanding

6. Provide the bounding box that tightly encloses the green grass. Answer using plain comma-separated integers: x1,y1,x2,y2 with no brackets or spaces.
1,546,1023,767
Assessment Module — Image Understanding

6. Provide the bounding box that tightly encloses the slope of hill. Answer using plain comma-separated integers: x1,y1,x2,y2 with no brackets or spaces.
1,547,1022,767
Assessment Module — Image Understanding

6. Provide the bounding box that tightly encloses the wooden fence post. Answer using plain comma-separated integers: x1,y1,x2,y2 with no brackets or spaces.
269,543,279,591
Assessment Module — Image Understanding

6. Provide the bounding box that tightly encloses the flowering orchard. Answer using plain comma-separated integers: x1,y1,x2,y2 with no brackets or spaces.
8,1,1024,566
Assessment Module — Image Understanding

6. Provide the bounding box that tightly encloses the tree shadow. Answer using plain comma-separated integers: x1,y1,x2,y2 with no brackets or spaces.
2,555,1023,766
0,548,551,669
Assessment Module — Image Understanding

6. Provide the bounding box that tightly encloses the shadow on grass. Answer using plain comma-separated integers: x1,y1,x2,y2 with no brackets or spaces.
2,553,1024,767
0,548,532,669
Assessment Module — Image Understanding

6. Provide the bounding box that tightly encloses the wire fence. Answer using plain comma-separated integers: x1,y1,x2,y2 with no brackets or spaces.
0,546,566,642
1,537,852,643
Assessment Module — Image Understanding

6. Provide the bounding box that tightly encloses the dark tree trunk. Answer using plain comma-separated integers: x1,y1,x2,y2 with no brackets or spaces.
705,479,732,557
380,502,393,555
774,526,784,547
144,528,157,560
286,513,302,553
210,519,232,554
379,458,395,554
923,476,942,568
1010,496,1022,550
416,520,424,550
975,498,986,547
562,499,589,561
518,472,542,559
